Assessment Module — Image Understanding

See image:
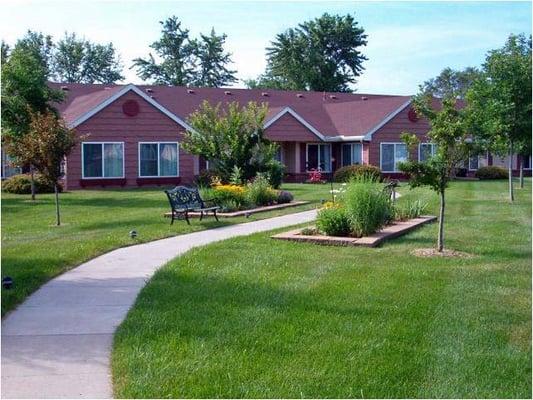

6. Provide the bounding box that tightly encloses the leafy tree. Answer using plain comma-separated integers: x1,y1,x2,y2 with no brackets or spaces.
420,67,481,99
3,110,77,225
243,70,297,90
193,28,237,87
182,101,279,182
15,30,54,74
257,13,367,92
54,32,124,83
466,34,532,202
399,96,470,252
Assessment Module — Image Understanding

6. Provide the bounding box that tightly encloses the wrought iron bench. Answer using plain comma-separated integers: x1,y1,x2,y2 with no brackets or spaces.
164,186,219,225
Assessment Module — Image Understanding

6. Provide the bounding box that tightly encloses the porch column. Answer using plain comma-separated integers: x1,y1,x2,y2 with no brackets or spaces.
295,143,301,173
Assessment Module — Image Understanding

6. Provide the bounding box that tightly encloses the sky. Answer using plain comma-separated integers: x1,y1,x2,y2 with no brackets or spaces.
1,0,531,95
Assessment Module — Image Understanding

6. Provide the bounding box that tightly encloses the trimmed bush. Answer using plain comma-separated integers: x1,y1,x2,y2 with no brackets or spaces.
475,166,508,180
2,174,63,194
262,160,285,189
246,174,277,206
316,205,351,236
212,184,248,208
343,176,392,237
333,164,381,182
276,190,294,204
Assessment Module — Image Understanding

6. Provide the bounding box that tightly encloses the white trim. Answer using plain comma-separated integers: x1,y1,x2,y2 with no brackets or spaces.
363,99,412,140
341,143,364,166
138,142,180,178
264,107,326,141
418,142,437,162
81,141,125,179
305,143,332,172
69,84,193,131
380,142,408,173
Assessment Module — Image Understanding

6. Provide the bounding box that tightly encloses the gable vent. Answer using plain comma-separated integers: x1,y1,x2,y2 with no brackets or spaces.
296,93,304,98
60,86,69,91
224,90,232,95
187,89,195,94
261,92,269,97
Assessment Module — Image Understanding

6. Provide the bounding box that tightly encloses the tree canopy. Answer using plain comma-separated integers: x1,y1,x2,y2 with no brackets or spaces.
132,17,237,87
251,13,367,92
420,67,481,99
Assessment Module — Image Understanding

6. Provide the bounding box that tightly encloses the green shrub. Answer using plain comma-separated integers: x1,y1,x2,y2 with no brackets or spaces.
2,174,62,194
246,173,277,206
262,160,285,189
217,198,241,212
394,199,428,221
229,166,243,185
276,190,293,204
196,170,219,187
211,184,248,209
475,166,508,180
333,164,381,182
343,176,392,237
316,205,351,236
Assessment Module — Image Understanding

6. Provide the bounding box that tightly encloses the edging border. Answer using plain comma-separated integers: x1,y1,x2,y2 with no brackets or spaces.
271,215,437,247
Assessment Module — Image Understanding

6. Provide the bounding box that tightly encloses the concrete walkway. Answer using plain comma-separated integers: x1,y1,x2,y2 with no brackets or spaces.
1,210,317,399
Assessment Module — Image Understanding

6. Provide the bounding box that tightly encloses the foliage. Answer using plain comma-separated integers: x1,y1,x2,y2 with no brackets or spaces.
307,169,323,183
1,173,63,194
420,66,481,99
343,176,393,237
183,101,278,182
261,160,285,188
276,190,294,204
229,165,243,185
394,199,427,221
132,16,237,87
316,204,351,236
54,32,124,83
245,174,277,206
195,169,220,188
333,164,381,182
259,13,367,92
211,184,248,209
475,166,508,180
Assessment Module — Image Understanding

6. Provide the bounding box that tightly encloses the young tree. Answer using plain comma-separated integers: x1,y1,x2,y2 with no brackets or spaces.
420,67,481,99
260,13,367,92
54,33,124,84
399,95,470,252
182,101,279,182
131,17,196,86
4,111,77,225
193,28,237,87
466,34,532,202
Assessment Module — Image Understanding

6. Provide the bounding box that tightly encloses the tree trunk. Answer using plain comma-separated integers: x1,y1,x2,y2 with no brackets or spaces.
437,189,445,252
508,142,514,202
30,165,36,201
54,183,61,226
520,156,524,189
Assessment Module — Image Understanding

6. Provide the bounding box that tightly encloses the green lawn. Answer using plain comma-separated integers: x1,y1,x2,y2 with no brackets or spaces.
1,183,332,316
112,180,531,398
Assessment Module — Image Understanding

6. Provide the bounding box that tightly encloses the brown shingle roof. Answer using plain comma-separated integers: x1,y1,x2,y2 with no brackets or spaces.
50,82,412,138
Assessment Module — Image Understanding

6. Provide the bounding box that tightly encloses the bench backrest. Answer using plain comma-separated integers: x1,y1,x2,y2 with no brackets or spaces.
165,186,204,210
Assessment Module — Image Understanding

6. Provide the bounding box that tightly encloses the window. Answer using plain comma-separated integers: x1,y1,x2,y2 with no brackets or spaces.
274,146,283,163
82,142,124,178
523,155,531,170
139,142,179,177
1,151,22,178
419,143,437,162
380,143,408,172
468,155,479,170
342,143,363,166
306,144,331,172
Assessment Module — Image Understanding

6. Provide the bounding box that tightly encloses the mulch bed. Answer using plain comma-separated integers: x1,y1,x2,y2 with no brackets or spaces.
271,216,437,248
164,201,309,219
411,248,473,258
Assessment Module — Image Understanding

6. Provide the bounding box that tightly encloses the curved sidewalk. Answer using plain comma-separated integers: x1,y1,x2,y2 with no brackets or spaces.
1,209,317,399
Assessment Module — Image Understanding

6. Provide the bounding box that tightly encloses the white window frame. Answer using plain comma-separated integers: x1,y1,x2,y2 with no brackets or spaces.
81,142,125,179
341,143,363,166
418,143,437,162
380,142,408,173
138,142,180,178
306,143,332,172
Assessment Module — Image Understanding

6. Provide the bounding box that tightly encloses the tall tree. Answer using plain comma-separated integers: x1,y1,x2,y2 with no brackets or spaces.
132,17,197,85
466,33,532,202
259,13,367,92
420,67,481,99
54,32,124,83
15,30,54,74
399,96,470,252
194,28,237,87
4,110,77,225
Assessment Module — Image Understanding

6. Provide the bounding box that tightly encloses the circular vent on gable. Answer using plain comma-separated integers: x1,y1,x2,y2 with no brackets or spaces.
408,107,419,122
122,100,140,117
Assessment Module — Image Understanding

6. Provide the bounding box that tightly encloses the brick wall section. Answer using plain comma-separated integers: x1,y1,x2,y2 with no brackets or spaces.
66,91,195,190
368,105,430,172
265,113,321,142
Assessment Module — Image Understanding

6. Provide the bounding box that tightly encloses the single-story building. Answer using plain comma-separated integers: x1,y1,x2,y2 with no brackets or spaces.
2,82,530,188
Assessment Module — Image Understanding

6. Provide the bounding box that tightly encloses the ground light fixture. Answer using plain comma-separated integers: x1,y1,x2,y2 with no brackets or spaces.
2,276,13,289
129,230,138,239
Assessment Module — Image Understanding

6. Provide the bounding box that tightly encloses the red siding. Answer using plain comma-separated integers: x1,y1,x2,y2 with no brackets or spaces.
368,105,431,171
66,92,195,190
265,113,321,142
